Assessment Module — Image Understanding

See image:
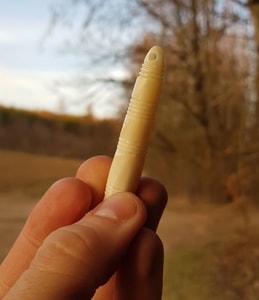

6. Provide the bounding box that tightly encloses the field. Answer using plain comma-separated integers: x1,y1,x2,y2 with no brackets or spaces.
1,150,259,299
0,150,83,260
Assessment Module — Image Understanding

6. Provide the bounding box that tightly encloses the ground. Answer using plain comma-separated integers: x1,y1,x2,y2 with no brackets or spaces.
1,150,259,299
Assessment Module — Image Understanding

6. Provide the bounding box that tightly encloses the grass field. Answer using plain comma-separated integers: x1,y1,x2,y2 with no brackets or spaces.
0,149,83,262
0,149,83,195
1,149,259,299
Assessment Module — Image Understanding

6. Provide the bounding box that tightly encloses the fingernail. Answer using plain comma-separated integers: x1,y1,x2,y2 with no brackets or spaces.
94,193,138,221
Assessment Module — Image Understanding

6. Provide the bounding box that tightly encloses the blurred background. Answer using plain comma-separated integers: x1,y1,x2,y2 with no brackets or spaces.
1,0,259,299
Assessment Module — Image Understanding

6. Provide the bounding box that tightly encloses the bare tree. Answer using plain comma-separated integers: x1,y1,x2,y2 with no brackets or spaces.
231,0,259,202
46,0,157,118
50,0,256,202
125,1,251,200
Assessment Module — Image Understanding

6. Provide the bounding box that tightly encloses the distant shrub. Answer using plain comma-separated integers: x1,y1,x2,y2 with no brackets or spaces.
62,119,80,134
23,112,37,125
0,108,13,126
0,105,120,158
41,118,56,129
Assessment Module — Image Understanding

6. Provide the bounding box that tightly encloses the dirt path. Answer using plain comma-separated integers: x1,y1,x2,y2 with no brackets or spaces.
158,206,211,252
0,194,256,262
0,194,212,262
160,200,259,256
0,193,37,261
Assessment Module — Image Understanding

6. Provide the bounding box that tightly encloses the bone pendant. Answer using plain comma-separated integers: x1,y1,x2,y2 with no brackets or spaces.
105,46,164,197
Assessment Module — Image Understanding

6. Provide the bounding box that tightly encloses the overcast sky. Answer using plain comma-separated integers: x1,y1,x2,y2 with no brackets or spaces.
0,0,116,117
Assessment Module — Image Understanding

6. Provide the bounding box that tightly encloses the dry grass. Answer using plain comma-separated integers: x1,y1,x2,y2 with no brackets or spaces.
1,150,259,299
159,200,259,300
0,149,83,195
0,150,84,260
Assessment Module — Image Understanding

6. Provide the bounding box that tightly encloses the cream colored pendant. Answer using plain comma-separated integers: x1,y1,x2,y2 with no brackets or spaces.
105,46,164,197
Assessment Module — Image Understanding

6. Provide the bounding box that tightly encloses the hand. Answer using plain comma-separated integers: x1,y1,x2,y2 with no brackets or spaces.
0,156,167,299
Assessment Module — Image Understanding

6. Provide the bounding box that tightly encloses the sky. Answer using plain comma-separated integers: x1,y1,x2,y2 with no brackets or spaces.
0,1,252,119
0,0,114,118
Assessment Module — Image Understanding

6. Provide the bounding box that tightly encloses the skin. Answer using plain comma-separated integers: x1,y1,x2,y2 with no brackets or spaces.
0,156,167,300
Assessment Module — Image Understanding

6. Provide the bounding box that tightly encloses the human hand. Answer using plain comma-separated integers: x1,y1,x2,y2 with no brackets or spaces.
0,156,167,299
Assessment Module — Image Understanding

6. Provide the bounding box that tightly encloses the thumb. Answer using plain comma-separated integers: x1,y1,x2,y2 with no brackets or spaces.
4,193,147,300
